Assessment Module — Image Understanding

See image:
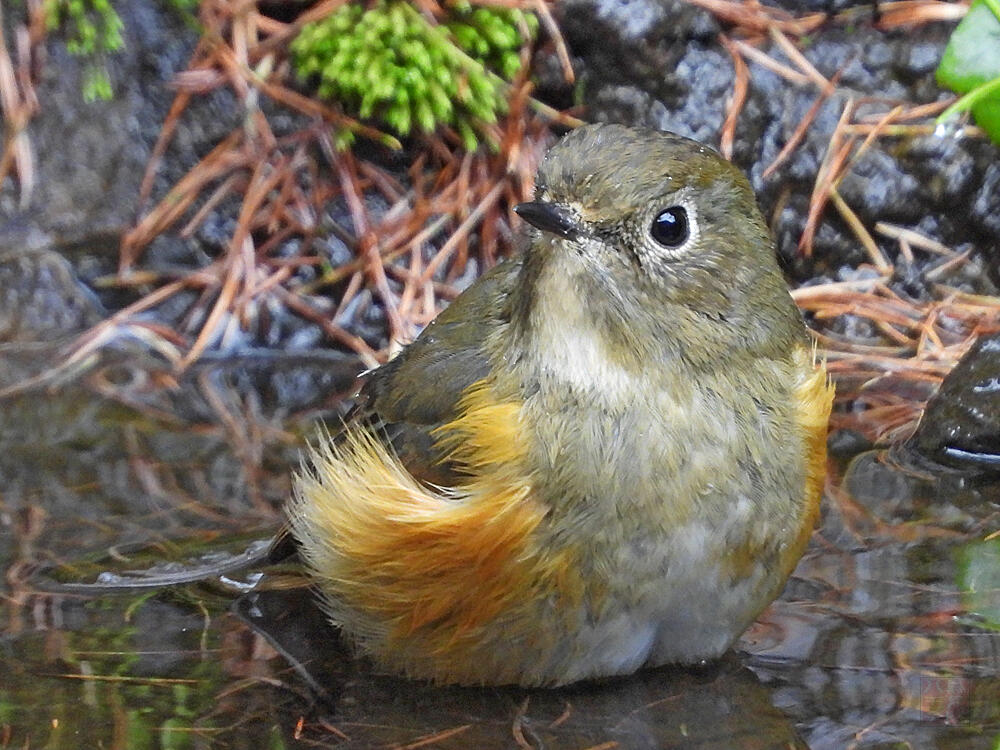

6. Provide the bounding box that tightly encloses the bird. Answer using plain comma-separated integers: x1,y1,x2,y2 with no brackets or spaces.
288,123,834,687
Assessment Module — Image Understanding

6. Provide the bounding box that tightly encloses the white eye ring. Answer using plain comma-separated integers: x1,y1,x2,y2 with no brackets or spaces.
646,193,699,254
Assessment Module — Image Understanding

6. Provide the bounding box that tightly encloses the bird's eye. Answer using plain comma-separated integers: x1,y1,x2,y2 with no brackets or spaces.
650,206,689,247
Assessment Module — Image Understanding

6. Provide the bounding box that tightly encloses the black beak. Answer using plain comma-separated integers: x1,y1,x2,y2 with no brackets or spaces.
514,201,582,240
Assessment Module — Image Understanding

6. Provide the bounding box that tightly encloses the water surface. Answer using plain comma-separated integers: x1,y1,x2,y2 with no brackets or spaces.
1,381,997,749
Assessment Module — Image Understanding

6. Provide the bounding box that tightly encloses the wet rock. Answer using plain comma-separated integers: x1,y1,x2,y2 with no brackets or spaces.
0,0,212,252
907,334,1000,474
0,245,104,343
588,42,734,145
560,0,722,142
806,31,909,100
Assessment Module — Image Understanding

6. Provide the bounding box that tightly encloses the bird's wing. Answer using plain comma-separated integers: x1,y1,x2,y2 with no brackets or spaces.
343,257,521,485
268,258,520,564
332,255,526,476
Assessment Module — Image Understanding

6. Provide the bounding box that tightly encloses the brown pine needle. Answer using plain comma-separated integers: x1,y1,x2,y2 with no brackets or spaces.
419,180,507,285
334,151,407,347
682,0,826,34
924,248,973,281
769,26,830,89
719,34,750,160
394,724,472,749
732,39,812,87
533,0,574,84
763,66,845,179
828,189,892,272
182,249,245,369
874,223,955,256
875,0,969,29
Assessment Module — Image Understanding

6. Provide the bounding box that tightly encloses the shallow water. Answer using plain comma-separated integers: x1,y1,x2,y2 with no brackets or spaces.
1,383,997,749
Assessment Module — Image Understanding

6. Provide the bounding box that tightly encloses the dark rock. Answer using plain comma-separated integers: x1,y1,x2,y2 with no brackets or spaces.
805,31,907,100
0,244,107,388
562,0,718,46
894,40,945,81
0,0,210,251
898,136,977,206
588,42,733,145
814,218,865,269
838,149,923,224
907,334,1000,474
971,163,1000,239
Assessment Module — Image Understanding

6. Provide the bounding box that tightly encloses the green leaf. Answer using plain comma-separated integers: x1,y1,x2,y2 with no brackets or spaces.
936,0,1000,92
936,0,1000,144
973,95,1000,145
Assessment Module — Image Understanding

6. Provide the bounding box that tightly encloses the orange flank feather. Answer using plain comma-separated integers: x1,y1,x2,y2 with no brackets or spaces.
289,380,581,680
781,345,835,577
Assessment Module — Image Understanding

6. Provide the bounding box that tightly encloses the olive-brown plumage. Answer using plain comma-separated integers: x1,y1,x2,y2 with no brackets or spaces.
290,124,834,686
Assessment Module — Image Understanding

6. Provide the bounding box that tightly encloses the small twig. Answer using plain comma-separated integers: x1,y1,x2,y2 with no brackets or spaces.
855,98,954,123
799,99,855,256
278,288,380,368
682,0,827,34
394,724,472,750
875,0,969,29
511,698,534,750
181,243,246,369
333,150,407,348
0,2,35,207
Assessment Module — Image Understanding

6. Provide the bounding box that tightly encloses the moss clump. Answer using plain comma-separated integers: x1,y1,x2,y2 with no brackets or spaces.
291,0,538,149
43,0,124,100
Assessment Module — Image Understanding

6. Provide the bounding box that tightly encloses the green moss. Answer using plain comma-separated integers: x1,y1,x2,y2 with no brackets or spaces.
41,0,197,101
291,0,538,149
43,0,124,101
44,0,124,56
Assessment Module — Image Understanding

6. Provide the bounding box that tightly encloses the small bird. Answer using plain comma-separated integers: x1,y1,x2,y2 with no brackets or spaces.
289,123,834,687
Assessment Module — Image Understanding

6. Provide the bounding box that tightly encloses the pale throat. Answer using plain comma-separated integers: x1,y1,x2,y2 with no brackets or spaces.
518,250,641,399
